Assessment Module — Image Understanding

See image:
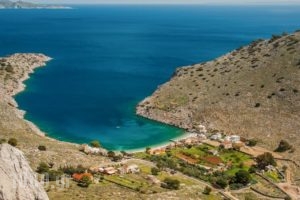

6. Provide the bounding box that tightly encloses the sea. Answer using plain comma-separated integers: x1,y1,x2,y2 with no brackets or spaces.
0,5,299,150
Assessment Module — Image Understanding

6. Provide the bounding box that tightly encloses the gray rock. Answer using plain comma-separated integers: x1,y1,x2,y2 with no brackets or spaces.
0,144,49,200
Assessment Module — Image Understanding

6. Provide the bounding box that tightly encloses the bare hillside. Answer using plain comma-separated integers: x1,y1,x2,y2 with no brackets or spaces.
137,31,300,161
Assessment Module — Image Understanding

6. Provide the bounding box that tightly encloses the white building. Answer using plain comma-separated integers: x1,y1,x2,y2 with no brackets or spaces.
210,133,222,140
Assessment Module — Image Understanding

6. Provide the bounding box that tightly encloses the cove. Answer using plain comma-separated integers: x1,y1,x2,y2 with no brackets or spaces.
1,5,299,150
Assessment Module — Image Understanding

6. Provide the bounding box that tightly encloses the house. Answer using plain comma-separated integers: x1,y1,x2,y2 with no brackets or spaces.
79,144,108,156
230,135,240,143
221,141,232,149
223,135,241,143
198,134,207,140
126,164,140,173
72,172,93,182
210,133,222,141
198,125,207,134
118,164,140,174
232,141,244,149
103,167,117,175
89,166,100,173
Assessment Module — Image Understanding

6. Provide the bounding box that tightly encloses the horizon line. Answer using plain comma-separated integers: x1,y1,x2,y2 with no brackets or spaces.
52,3,300,6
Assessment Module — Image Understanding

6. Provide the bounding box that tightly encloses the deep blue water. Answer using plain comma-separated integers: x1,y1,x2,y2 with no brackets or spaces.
1,5,300,150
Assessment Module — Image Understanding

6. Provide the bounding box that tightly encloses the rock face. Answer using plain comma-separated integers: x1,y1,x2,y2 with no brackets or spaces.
0,144,49,200
137,31,300,160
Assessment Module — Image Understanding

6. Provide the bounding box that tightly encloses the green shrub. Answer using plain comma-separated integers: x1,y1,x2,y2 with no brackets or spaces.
247,139,257,147
161,178,180,190
274,140,292,152
215,178,228,189
90,140,101,148
78,175,92,187
38,145,47,151
256,152,276,170
203,186,212,195
151,167,160,176
233,170,251,185
37,162,49,173
8,138,17,147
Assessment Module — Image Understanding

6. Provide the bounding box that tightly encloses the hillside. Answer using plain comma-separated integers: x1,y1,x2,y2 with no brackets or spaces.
0,0,70,9
137,31,300,161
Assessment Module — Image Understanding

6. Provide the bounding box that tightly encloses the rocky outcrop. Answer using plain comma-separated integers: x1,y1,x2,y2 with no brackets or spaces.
0,144,49,200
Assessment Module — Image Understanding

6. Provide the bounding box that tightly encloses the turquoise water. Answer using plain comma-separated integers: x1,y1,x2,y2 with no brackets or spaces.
1,5,300,150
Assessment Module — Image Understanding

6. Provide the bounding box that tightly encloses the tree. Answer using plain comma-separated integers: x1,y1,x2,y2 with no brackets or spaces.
151,167,160,176
8,138,17,147
215,178,228,189
247,139,257,147
248,165,257,174
78,175,92,187
256,152,276,170
161,178,180,190
37,162,49,173
274,140,292,152
90,140,101,148
233,170,251,185
203,186,212,195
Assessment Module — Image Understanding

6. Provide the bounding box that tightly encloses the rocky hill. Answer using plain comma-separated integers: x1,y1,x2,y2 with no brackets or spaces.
0,143,49,200
137,31,300,161
0,0,70,9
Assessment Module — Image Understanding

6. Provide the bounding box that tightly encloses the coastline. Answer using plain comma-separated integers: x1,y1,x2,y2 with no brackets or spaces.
126,132,198,153
0,53,191,153
0,53,80,144
2,53,51,136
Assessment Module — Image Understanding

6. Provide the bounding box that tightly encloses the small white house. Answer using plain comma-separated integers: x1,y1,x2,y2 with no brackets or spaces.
224,135,240,143
210,133,222,140
198,125,207,134
198,134,207,140
230,135,240,143
126,164,140,174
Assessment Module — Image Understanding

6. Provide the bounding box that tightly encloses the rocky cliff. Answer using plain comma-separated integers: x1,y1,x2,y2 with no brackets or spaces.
137,31,300,161
0,144,49,200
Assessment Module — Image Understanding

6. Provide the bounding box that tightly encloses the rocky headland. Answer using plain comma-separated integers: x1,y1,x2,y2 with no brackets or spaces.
137,31,300,163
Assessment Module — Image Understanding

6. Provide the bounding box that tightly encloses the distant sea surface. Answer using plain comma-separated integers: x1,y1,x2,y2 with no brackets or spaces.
1,5,300,150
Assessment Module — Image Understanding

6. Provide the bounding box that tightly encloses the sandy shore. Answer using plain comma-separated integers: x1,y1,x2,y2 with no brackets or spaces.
126,132,198,153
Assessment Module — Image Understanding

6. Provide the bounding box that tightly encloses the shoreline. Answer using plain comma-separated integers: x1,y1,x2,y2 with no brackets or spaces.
125,132,198,153
1,53,192,153
0,53,81,146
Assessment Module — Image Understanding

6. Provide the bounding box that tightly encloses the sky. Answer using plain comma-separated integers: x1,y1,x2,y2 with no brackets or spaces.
27,0,300,5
